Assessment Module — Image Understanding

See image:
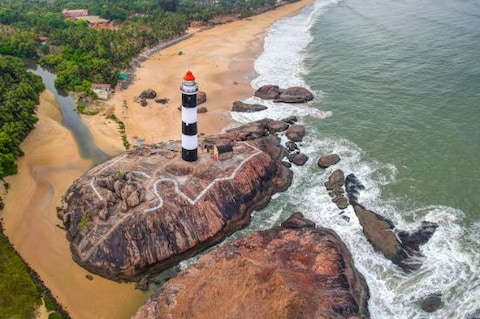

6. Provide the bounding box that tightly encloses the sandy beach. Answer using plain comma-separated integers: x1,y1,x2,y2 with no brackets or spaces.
1,1,314,318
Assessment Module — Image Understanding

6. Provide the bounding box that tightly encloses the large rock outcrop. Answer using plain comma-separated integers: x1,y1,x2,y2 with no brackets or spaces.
275,86,314,103
57,121,293,281
133,214,370,319
325,169,348,210
325,171,439,272
232,100,267,112
351,203,438,272
254,85,314,103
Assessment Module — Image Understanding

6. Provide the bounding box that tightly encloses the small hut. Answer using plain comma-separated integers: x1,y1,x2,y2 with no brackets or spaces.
91,83,111,100
212,144,233,161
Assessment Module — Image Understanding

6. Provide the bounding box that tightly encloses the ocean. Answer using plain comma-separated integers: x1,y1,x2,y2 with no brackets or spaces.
229,0,480,317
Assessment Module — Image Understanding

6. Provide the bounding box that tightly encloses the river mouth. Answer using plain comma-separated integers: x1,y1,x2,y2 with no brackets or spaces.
30,64,111,165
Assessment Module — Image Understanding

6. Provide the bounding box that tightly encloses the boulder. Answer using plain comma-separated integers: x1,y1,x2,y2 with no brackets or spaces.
286,124,305,142
254,84,282,100
318,154,341,169
197,91,207,105
266,120,289,133
57,120,293,281
197,106,208,113
139,89,157,99
324,169,349,210
285,140,298,152
420,293,443,313
288,152,308,166
232,101,267,112
324,169,344,191
154,98,169,104
280,212,315,228
282,116,298,124
275,86,314,103
133,215,370,319
352,204,400,260
352,203,438,272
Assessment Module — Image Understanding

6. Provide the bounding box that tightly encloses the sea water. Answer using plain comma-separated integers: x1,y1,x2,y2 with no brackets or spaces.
230,0,480,317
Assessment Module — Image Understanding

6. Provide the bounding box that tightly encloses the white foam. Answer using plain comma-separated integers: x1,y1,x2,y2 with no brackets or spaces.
246,129,478,318
188,1,480,317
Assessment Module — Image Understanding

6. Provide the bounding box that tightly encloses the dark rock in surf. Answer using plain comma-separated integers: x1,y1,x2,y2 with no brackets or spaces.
352,203,438,272
275,86,314,103
288,152,308,166
232,101,268,112
254,84,282,100
467,309,480,319
345,173,365,204
318,154,341,169
282,116,298,125
352,204,401,260
420,293,443,313
324,169,348,210
266,120,289,133
280,212,316,229
285,140,298,152
285,124,305,142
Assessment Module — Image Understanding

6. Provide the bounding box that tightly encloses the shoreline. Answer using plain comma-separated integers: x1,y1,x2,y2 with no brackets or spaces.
1,1,315,318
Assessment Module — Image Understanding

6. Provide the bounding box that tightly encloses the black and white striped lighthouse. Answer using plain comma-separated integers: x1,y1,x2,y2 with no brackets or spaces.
181,70,198,161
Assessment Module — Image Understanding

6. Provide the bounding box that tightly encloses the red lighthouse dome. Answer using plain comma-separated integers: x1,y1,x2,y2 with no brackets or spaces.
184,70,195,81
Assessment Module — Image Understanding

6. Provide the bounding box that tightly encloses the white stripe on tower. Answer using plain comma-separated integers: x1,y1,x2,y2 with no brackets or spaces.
181,71,198,161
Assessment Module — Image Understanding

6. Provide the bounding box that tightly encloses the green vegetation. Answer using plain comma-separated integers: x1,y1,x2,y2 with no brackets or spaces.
107,114,130,150
114,170,125,180
78,210,94,232
0,55,68,319
0,55,44,182
0,0,283,93
0,222,68,319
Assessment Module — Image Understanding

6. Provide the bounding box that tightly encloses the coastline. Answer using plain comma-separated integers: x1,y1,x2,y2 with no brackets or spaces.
1,1,315,318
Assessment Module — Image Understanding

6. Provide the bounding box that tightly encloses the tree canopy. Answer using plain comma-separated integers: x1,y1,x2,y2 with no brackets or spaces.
0,0,288,90
0,55,44,181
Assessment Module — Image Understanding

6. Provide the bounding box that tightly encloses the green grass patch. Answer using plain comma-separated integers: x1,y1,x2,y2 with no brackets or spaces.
0,230,42,318
106,114,131,150
0,221,70,318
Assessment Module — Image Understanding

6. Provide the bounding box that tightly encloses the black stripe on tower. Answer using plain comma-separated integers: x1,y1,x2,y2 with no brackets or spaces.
182,148,197,161
182,122,197,136
182,94,197,108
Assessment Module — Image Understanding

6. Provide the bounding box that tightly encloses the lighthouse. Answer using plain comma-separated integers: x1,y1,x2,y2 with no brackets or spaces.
181,71,198,162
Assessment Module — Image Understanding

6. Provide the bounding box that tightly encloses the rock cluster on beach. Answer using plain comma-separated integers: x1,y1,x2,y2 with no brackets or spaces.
254,84,314,103
231,85,315,113
133,213,371,319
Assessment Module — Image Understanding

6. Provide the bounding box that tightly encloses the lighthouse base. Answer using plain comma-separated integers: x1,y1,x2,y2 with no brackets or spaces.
182,148,198,162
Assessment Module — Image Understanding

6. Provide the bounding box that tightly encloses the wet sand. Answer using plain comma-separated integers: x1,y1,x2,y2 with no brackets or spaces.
1,1,314,318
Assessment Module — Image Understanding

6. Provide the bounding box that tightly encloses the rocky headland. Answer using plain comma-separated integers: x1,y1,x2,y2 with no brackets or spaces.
57,119,296,282
133,213,371,319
